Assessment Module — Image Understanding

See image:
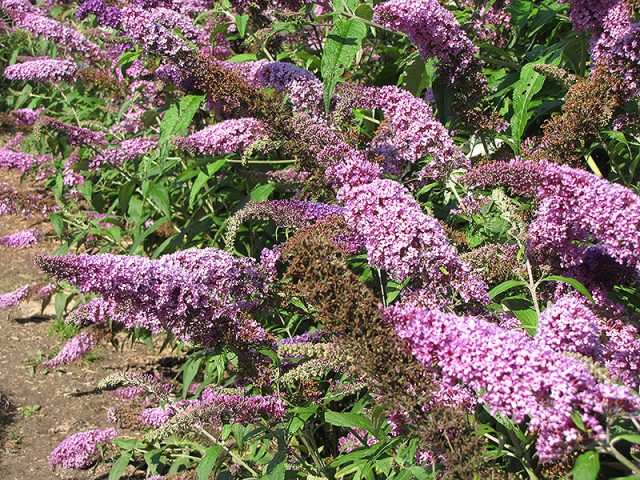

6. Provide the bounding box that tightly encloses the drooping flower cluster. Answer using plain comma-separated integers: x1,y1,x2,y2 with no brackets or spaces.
35,116,107,147
49,428,117,469
0,228,39,248
339,179,489,306
225,199,344,247
36,248,272,348
10,107,44,127
536,295,602,358
173,118,266,156
140,386,286,428
76,0,122,28
42,331,98,368
340,84,467,177
591,2,640,97
388,303,640,461
0,284,29,309
0,182,54,217
242,61,324,115
0,149,44,173
464,159,640,274
373,0,479,79
90,136,157,169
120,5,192,63
13,12,103,59
4,58,77,82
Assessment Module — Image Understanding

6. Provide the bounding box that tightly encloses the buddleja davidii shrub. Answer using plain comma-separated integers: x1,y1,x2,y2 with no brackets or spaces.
3,0,640,478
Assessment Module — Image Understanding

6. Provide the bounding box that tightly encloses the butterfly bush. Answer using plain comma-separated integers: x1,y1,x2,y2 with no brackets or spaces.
536,295,602,358
0,149,43,173
0,284,30,309
42,331,98,368
338,83,467,177
36,248,272,348
388,303,640,461
173,118,266,156
3,0,640,475
90,136,157,169
49,428,117,469
13,12,103,59
140,386,286,427
36,116,108,147
4,57,77,82
464,159,640,273
339,179,489,306
0,228,39,248
373,0,479,79
76,0,122,28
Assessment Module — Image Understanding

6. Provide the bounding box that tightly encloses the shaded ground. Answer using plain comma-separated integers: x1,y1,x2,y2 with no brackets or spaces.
0,171,175,479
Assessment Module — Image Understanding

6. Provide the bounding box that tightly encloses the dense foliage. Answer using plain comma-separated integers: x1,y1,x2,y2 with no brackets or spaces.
1,0,640,477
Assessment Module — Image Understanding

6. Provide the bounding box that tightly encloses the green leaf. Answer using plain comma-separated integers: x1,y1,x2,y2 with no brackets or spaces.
235,15,249,37
321,19,367,112
354,4,373,20
190,171,211,208
118,181,136,215
249,184,275,202
182,355,204,398
50,213,64,238
502,297,538,334
571,451,599,480
261,460,286,480
198,445,222,480
511,63,546,147
109,452,132,480
488,280,527,299
325,411,376,435
614,434,640,444
160,94,204,145
541,275,594,303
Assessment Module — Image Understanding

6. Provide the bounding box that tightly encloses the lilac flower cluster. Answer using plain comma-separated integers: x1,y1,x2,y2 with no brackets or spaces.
247,61,323,115
536,295,602,358
561,0,617,32
173,118,265,156
37,117,107,147
338,179,489,306
120,5,192,63
4,58,77,82
388,303,640,461
36,283,57,299
341,84,467,177
148,7,209,45
0,284,29,309
36,248,271,348
0,182,54,218
0,149,43,173
464,159,640,275
42,331,98,368
0,228,39,248
373,0,479,79
49,428,117,469
591,2,640,96
226,199,344,246
11,107,44,126
90,136,157,169
76,0,122,28
140,386,286,427
14,13,103,59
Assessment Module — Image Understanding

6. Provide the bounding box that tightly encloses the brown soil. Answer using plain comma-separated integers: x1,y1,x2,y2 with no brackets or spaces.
0,171,176,479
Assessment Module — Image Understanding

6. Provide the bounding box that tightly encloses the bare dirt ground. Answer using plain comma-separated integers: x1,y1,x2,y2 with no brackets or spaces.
0,171,175,479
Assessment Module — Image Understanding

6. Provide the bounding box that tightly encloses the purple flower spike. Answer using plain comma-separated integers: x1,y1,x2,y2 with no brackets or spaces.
42,332,98,368
49,428,117,469
4,58,77,82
